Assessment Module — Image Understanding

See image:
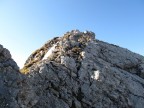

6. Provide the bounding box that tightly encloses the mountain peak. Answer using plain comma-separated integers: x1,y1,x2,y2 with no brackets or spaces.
2,30,143,108
21,30,95,74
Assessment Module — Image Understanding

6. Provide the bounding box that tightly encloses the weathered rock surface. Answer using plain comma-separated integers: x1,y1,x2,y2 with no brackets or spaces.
0,45,21,108
1,30,144,108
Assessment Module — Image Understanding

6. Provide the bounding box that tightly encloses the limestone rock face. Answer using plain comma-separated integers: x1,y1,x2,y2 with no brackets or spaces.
0,45,21,108
1,30,144,108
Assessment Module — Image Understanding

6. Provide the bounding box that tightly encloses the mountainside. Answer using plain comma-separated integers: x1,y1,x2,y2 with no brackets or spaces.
1,30,144,108
0,45,22,108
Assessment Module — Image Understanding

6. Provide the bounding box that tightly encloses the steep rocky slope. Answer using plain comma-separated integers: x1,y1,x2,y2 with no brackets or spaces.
0,45,22,107
1,30,144,108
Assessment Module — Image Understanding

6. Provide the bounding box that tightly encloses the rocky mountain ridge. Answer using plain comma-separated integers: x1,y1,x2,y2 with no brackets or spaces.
0,30,144,108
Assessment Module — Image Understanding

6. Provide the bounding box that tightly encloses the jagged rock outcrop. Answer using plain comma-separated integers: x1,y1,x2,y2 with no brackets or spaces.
20,30,144,108
0,45,21,108
1,30,144,108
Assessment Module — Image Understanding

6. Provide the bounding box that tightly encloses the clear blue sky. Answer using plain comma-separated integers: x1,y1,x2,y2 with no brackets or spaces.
0,0,144,68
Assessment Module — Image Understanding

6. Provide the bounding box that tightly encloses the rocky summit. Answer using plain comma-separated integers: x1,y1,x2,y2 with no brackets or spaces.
1,30,144,108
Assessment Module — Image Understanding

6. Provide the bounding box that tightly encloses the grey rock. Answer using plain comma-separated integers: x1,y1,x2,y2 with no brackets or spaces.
1,30,144,108
61,56,77,72
0,45,23,108
0,45,3,53
2,48,11,60
20,30,144,108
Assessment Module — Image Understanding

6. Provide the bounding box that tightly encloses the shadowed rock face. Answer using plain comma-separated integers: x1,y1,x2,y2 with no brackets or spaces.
1,30,144,108
0,45,22,108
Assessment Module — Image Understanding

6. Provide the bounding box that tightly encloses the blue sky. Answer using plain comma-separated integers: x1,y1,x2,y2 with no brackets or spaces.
0,0,144,68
